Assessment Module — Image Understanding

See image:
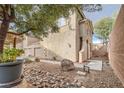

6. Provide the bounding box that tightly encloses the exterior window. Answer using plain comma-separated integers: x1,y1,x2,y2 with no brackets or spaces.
58,17,66,27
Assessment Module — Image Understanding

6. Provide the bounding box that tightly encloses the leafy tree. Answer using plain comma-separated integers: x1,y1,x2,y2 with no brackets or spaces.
0,4,76,53
0,4,102,53
94,17,114,44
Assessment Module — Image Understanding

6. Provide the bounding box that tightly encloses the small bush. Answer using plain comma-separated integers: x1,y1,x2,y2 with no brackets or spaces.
0,48,24,63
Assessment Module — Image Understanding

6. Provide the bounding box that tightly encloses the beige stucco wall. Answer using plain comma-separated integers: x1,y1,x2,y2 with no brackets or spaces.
78,19,93,63
39,11,77,62
16,9,93,62
75,11,81,62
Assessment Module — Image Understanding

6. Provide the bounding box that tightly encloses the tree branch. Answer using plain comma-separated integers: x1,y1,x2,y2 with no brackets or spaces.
75,6,86,19
7,28,34,36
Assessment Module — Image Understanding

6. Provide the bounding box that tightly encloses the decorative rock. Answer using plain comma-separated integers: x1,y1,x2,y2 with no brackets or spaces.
61,59,75,71
81,86,85,88
74,79,78,83
35,57,40,62
77,71,87,76
77,82,82,87
23,63,83,88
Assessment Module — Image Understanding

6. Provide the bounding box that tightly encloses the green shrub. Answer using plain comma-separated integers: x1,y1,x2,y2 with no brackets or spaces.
0,48,24,63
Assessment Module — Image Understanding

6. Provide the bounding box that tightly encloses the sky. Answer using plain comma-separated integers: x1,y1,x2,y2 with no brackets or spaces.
83,4,121,43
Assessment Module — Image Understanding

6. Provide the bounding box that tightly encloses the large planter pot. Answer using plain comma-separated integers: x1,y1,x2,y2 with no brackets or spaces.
0,61,23,88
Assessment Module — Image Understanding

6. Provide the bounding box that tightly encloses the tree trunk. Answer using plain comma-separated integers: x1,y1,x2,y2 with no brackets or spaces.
0,20,10,53
0,5,13,53
109,5,124,86
13,37,16,48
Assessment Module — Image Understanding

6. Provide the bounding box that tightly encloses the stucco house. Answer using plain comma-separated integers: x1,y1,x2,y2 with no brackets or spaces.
15,8,93,63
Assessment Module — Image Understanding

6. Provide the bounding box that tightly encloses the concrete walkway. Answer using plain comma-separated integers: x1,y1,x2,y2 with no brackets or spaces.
85,60,103,71
40,59,103,71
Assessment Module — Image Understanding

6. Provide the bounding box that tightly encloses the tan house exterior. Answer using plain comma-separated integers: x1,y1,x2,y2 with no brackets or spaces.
16,8,93,63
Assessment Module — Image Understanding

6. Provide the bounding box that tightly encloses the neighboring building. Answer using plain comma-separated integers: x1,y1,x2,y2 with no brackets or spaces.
16,8,93,63
5,32,23,49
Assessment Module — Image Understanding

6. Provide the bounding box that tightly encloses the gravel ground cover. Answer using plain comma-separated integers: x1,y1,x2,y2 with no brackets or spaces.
15,59,123,88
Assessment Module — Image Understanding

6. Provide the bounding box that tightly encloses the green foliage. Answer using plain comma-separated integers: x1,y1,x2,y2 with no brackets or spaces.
94,17,114,43
0,4,102,38
0,4,102,40
0,48,24,63
12,5,79,39
10,4,102,39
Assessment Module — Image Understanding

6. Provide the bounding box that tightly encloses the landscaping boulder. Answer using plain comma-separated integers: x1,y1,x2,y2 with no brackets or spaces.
35,57,40,62
61,59,75,71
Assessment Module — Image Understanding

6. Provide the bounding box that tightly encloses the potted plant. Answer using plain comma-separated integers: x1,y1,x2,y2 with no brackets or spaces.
0,48,24,87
